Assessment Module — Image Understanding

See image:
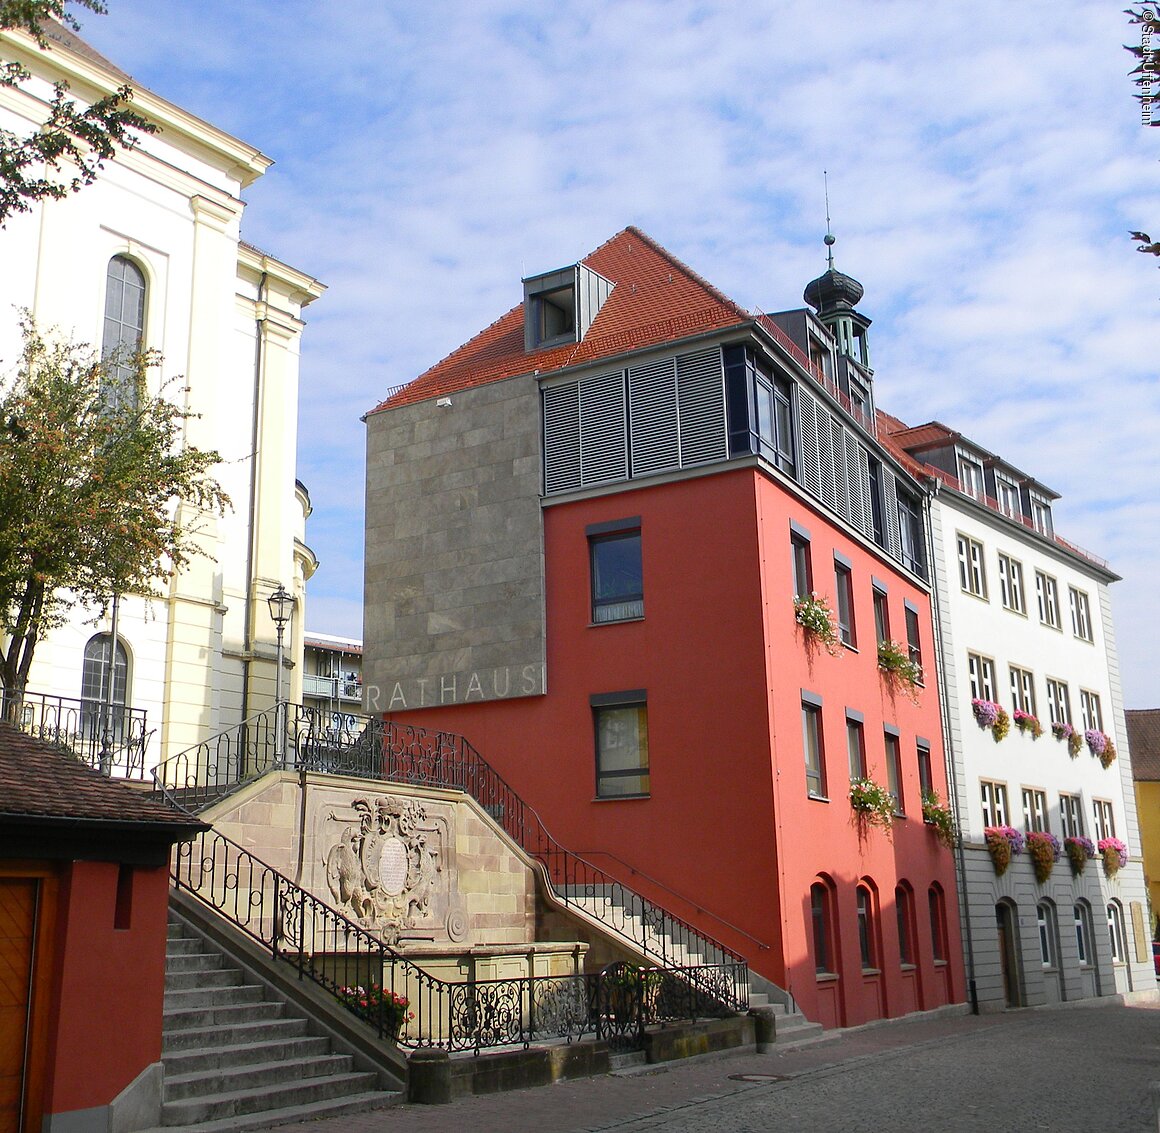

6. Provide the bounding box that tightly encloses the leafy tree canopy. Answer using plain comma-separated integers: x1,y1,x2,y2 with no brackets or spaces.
0,316,230,696
0,0,155,225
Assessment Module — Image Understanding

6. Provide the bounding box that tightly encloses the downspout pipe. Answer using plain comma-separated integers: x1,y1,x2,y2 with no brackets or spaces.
240,271,268,727
924,477,979,1014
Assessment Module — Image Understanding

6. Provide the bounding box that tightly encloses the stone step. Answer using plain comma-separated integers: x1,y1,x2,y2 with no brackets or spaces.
136,1089,400,1133
164,984,265,1011
163,1000,286,1031
163,1053,355,1101
166,952,227,974
160,1070,380,1126
166,936,210,956
163,1016,310,1053
165,968,245,993
163,1035,332,1078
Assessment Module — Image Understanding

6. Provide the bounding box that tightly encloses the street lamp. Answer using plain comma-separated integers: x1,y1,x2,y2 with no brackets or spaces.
266,583,295,707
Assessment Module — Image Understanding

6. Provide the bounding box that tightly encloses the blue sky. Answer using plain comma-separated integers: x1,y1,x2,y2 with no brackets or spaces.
78,1,1159,707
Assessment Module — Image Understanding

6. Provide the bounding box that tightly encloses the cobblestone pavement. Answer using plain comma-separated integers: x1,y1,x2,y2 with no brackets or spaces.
269,1003,1160,1133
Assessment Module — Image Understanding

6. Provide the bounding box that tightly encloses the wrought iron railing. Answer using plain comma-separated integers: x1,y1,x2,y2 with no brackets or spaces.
2,688,151,779
152,707,749,1015
173,828,740,1052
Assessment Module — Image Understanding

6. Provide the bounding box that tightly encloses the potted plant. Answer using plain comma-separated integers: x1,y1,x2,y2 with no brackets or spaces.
1025,831,1062,883
1098,837,1128,878
337,984,412,1039
1085,729,1118,769
1064,835,1095,876
794,592,841,656
921,788,956,849
1051,722,1083,758
984,825,1024,876
877,639,922,701
849,777,895,834
1012,710,1043,739
972,699,1011,743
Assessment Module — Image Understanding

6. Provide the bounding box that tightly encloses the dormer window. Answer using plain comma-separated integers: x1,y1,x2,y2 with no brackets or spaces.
1030,494,1053,537
958,455,985,501
524,262,614,352
995,475,1020,519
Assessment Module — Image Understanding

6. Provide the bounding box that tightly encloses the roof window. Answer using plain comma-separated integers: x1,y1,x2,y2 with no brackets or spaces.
523,262,614,352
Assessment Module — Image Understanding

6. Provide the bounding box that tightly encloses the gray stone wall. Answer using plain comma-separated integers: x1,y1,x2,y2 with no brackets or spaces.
363,375,546,711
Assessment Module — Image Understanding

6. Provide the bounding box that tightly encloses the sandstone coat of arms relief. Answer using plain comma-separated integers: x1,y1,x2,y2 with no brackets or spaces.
323,794,450,945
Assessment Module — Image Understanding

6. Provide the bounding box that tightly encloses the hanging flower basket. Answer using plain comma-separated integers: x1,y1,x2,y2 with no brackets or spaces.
985,825,1024,876
1012,710,1043,739
849,777,895,834
1085,730,1117,769
877,639,922,701
1098,837,1128,878
1025,831,1062,884
1052,722,1083,758
794,593,841,656
921,789,956,849
1064,836,1095,876
973,699,1010,742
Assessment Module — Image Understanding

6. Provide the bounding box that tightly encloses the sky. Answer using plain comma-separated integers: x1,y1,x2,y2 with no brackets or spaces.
75,1,1159,708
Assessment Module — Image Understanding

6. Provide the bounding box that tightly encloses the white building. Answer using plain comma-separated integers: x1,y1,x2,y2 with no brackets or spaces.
0,22,324,770
885,417,1156,1008
301,632,363,739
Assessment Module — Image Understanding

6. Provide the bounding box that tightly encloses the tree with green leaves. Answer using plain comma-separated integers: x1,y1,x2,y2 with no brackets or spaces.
0,316,230,700
0,0,154,224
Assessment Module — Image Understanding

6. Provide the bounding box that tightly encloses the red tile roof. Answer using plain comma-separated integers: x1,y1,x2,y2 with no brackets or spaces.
1127,710,1160,781
370,227,752,413
0,723,202,833
874,410,932,481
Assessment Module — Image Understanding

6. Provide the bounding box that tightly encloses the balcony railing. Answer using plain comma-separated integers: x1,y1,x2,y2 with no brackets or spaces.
302,674,363,702
2,689,151,779
927,469,1109,570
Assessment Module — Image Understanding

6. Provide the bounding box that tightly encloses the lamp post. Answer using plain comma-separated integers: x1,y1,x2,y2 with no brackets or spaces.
266,583,295,763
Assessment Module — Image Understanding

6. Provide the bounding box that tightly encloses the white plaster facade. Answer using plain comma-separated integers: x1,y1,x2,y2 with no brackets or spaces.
0,24,324,766
926,476,1156,1008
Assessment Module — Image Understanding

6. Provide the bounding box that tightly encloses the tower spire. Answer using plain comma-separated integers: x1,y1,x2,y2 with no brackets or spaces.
824,169,836,270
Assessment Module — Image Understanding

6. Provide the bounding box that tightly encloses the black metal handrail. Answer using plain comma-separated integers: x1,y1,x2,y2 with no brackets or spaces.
173,827,742,1052
150,706,749,1013
3,688,151,779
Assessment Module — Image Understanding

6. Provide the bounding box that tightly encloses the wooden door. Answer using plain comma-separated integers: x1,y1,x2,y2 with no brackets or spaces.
0,879,37,1133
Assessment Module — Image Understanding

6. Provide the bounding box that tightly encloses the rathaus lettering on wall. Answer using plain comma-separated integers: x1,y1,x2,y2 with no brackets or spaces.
365,662,546,713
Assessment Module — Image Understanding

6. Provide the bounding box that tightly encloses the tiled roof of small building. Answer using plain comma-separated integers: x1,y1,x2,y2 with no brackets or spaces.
0,723,202,832
1127,710,1160,781
874,411,933,482
370,226,752,413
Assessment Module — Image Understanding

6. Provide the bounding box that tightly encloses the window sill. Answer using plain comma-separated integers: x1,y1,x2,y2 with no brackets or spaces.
589,616,645,628
808,792,830,803
861,967,882,977
815,972,839,984
593,793,650,802
933,959,948,968
900,963,917,972
841,641,859,654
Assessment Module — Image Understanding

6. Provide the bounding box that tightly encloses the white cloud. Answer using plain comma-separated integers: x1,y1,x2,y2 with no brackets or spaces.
78,0,1160,704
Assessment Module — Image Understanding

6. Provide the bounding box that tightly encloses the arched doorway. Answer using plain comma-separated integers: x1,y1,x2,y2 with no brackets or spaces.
996,900,1023,1007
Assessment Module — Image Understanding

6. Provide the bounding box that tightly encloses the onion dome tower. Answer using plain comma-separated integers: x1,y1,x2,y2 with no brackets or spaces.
803,227,872,370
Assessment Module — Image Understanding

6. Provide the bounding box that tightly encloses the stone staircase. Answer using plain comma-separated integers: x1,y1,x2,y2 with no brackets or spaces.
148,916,399,1131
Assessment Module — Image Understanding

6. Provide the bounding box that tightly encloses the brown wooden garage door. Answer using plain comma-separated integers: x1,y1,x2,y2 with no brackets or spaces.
0,878,36,1133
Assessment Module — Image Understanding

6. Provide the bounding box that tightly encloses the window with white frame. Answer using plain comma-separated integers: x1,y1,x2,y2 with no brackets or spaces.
968,652,996,701
1030,495,1053,537
996,477,1021,519
1046,678,1072,727
1037,902,1057,968
957,534,987,598
101,255,146,412
1092,799,1115,841
981,780,1009,827
1081,689,1103,733
958,455,985,500
1069,587,1093,642
1074,903,1092,965
1009,665,1036,716
1022,787,1048,833
1035,571,1060,629
1060,794,1085,839
1108,902,1127,963
997,553,1026,614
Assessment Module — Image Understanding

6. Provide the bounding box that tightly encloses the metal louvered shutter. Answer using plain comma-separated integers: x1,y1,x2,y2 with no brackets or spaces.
881,466,902,560
543,382,580,494
579,370,628,486
817,413,836,511
797,387,820,496
847,437,870,537
831,419,848,519
676,348,727,467
628,358,679,476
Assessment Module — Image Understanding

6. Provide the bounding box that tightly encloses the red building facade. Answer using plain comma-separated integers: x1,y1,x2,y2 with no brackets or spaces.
363,228,964,1026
